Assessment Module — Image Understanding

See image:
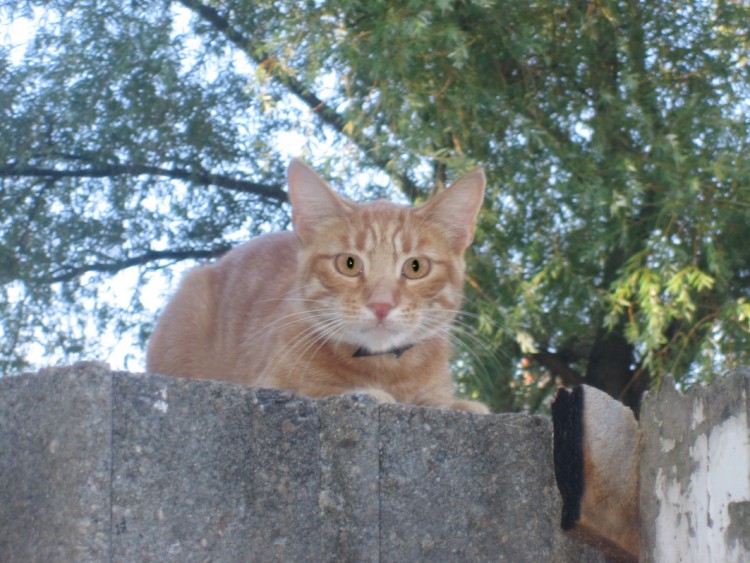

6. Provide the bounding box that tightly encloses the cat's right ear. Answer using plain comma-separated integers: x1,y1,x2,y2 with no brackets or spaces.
287,158,349,244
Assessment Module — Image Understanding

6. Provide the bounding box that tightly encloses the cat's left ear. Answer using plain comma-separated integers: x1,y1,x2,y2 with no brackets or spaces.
417,168,486,251
288,158,350,244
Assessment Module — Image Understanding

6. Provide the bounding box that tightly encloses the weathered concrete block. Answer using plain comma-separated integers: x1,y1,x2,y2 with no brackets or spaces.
0,363,112,562
318,396,380,561
111,372,262,560
381,406,562,561
0,364,604,562
640,368,750,562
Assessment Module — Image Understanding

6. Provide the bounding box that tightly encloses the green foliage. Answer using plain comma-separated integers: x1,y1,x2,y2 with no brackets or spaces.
2,0,750,411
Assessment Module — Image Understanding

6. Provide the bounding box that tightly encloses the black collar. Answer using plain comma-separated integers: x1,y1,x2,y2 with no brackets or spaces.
352,344,414,359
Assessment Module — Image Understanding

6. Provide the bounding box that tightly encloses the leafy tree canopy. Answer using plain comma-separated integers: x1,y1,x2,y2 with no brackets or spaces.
2,0,749,412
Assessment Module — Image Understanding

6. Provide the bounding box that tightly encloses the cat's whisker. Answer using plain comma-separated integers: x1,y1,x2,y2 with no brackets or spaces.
253,287,324,306
425,306,514,354
262,316,344,380
428,306,511,332
420,312,512,398
242,308,340,343
293,322,348,377
422,314,502,358
421,318,489,355
282,321,349,380
421,311,504,354
418,319,500,390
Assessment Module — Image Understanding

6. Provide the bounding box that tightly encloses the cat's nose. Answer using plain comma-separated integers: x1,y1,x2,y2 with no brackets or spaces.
368,302,394,322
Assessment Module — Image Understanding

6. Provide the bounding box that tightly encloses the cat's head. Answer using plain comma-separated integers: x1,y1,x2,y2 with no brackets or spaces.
287,158,485,354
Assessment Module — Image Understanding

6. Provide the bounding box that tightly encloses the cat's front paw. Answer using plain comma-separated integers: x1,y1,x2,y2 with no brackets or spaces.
448,399,491,414
347,387,397,405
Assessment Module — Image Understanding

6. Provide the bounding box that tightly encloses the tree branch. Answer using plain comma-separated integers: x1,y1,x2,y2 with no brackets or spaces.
41,247,231,284
176,0,422,201
531,350,585,387
177,0,347,134
0,164,287,203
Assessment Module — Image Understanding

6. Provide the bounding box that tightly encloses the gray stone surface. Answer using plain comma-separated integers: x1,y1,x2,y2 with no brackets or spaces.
0,362,113,562
1,364,603,562
380,407,548,561
640,368,750,562
110,371,261,560
318,396,380,562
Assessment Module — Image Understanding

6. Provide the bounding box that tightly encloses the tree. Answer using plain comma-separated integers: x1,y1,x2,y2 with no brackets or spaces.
2,0,749,413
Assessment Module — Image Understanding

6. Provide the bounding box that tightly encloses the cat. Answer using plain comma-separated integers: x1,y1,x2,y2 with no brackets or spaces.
146,158,489,414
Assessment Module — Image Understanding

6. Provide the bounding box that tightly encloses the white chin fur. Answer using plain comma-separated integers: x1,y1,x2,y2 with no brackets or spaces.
319,309,445,352
341,323,416,353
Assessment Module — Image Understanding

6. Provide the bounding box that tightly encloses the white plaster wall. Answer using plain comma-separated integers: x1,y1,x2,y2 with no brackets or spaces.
653,391,750,563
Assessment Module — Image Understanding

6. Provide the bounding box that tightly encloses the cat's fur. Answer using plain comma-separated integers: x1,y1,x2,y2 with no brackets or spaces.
146,158,489,413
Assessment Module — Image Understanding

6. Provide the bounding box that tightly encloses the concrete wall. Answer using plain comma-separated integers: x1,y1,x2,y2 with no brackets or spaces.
0,363,603,562
640,368,750,562
5,363,747,562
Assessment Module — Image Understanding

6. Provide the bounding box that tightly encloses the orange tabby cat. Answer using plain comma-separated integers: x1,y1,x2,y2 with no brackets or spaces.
146,158,489,414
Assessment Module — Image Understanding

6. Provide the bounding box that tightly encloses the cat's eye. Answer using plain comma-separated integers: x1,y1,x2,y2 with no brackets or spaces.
335,254,363,276
402,257,431,280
